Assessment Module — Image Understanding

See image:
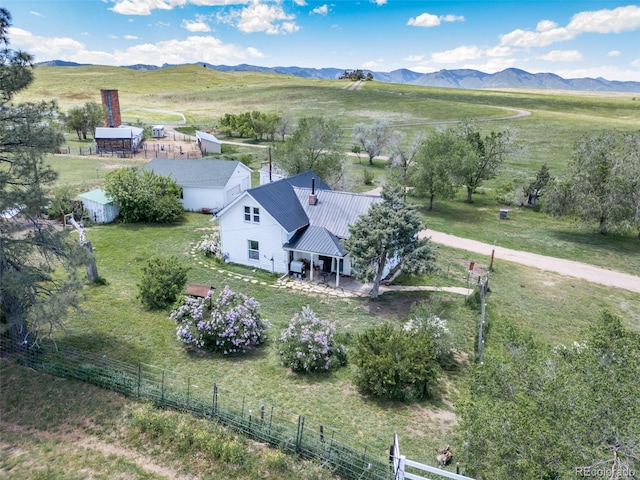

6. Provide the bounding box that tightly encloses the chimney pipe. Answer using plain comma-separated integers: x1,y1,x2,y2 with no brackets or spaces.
309,178,318,205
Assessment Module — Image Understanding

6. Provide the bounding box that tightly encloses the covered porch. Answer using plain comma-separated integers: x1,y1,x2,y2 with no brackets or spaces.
283,225,349,288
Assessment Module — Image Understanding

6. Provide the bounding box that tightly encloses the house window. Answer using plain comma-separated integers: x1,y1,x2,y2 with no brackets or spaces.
244,206,260,223
248,240,259,260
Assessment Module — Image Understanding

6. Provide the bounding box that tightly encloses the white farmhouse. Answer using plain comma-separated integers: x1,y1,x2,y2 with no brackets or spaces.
143,158,252,213
215,171,384,287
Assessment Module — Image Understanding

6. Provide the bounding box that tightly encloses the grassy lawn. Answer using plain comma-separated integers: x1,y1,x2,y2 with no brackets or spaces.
43,213,639,464
6,65,640,472
0,361,338,480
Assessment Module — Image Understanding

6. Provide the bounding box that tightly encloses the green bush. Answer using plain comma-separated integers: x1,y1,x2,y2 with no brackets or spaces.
352,322,440,402
137,256,189,310
362,168,375,185
404,298,454,366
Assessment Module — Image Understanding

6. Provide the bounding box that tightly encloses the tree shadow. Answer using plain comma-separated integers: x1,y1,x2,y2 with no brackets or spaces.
47,332,153,365
550,229,639,254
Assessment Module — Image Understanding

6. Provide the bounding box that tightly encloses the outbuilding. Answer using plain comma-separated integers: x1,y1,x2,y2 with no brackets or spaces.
79,188,120,224
94,125,144,155
151,125,165,138
142,158,252,212
195,130,222,155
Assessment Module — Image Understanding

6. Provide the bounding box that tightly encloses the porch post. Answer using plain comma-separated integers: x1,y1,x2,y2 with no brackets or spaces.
310,253,315,281
335,257,340,287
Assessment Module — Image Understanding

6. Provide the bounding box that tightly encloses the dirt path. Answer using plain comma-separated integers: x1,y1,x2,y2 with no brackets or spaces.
420,229,640,294
0,421,197,480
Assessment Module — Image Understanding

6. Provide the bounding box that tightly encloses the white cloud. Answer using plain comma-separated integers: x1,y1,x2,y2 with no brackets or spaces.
501,5,640,47
311,5,329,16
8,27,86,60
8,27,263,67
111,0,249,16
294,0,307,5
370,0,387,5
232,1,300,34
362,58,384,69
607,50,621,57
29,11,45,18
404,54,425,62
408,12,464,27
631,59,640,68
538,49,582,62
536,20,558,32
431,45,483,64
124,35,139,40
182,17,211,32
555,65,640,82
485,46,512,57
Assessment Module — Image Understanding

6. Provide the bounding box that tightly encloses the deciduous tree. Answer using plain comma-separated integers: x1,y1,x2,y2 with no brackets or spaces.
454,120,516,203
544,130,640,235
104,167,183,223
353,119,393,165
274,116,345,186
456,312,640,479
412,129,466,209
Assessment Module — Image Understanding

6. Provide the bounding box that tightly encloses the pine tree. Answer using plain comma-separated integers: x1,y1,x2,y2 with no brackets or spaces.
0,8,89,350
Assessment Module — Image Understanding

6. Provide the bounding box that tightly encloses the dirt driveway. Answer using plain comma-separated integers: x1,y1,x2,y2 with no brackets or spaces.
420,229,640,294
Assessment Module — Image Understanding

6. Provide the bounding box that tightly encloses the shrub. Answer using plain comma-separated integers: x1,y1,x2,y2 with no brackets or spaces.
352,322,439,402
137,256,189,310
278,306,347,373
404,299,453,365
362,168,375,185
171,285,270,354
195,231,223,259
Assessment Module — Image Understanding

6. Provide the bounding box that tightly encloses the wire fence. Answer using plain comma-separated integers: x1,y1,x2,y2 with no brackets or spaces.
3,343,392,480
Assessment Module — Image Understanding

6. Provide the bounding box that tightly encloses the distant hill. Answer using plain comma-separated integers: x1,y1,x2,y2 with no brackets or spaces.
36,60,640,93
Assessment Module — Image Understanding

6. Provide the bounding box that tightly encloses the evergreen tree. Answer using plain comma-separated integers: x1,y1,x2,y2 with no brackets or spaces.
344,184,437,298
0,8,89,350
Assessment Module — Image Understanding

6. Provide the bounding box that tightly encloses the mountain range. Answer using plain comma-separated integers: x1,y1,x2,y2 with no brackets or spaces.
37,60,640,93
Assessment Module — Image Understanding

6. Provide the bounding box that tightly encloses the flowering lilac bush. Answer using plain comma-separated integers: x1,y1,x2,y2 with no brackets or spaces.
195,231,223,259
278,306,347,373
170,285,270,355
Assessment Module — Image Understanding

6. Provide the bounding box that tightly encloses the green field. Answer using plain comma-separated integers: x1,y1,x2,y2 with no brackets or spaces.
6,65,640,474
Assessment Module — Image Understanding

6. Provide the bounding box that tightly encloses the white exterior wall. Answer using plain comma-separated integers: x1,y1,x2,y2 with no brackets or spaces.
82,199,119,223
180,165,251,211
181,187,225,212
219,196,289,273
224,165,252,204
259,169,286,185
200,138,222,154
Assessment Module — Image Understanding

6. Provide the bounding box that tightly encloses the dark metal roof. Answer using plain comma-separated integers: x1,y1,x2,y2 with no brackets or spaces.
283,171,331,191
143,158,244,187
293,187,381,238
283,225,346,257
247,180,309,233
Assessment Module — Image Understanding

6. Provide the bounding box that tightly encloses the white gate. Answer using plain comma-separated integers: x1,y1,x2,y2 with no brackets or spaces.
391,433,475,480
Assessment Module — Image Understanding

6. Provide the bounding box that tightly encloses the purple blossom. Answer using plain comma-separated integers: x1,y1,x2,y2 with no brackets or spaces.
170,285,270,355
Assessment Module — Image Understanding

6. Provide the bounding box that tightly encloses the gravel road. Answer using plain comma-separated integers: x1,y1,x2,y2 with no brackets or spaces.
420,230,640,294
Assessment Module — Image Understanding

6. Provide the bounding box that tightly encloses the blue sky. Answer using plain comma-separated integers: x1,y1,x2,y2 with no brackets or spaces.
4,1,640,81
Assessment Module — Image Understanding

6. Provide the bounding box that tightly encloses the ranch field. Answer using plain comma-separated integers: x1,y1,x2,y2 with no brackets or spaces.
3,65,639,477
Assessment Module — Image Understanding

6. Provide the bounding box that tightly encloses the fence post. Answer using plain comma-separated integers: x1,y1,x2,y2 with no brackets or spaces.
296,416,305,453
212,384,218,417
161,369,165,404
186,377,190,410
137,363,141,398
